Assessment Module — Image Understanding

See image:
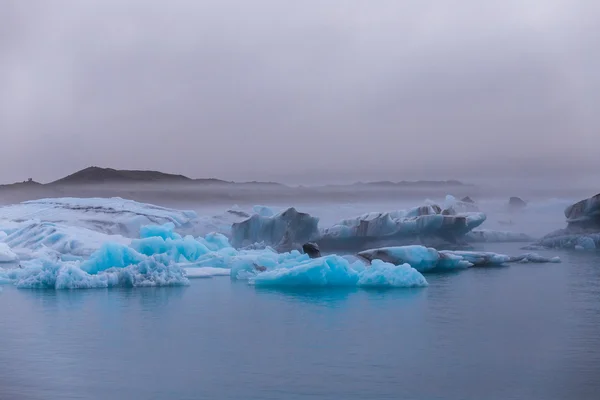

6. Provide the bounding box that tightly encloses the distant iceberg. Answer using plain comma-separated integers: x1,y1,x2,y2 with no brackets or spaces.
534,193,600,250
318,203,486,251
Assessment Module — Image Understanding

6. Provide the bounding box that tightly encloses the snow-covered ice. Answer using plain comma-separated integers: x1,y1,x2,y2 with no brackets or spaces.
0,197,198,237
1,221,130,260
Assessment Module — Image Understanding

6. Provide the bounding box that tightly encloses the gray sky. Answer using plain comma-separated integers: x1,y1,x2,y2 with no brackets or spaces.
1,0,599,185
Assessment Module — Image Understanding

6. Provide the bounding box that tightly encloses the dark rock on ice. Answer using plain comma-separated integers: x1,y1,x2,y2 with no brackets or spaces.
302,242,322,259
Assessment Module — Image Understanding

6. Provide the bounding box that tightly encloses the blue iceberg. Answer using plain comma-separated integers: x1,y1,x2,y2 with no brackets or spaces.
249,255,428,288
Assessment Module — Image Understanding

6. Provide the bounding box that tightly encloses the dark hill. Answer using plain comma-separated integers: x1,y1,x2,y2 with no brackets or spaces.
0,178,43,188
51,167,194,184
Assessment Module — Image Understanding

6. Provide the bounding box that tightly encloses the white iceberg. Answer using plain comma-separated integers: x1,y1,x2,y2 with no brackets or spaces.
0,197,198,237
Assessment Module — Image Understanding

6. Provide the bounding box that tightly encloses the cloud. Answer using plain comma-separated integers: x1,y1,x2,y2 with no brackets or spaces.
1,0,598,184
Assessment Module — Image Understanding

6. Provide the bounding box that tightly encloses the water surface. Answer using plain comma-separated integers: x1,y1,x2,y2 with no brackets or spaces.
1,244,599,400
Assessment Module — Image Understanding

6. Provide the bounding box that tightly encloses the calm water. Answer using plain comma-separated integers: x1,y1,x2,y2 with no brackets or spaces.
1,243,599,400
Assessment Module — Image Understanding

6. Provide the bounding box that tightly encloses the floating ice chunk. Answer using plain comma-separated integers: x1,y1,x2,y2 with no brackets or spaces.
249,255,427,288
535,232,600,250
358,245,441,272
358,246,472,272
253,205,274,217
250,255,359,287
440,251,511,266
11,257,189,289
358,245,558,270
184,267,231,278
231,207,320,249
508,253,561,263
0,243,18,263
535,193,600,250
319,201,486,251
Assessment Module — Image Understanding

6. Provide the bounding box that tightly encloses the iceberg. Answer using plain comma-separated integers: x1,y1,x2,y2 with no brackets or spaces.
0,197,198,238
249,255,428,288
358,246,471,272
534,193,600,250
357,245,560,271
231,207,320,250
1,221,130,260
318,203,486,252
4,256,189,290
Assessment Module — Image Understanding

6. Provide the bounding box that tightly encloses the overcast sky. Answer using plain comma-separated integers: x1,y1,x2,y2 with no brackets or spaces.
1,0,598,184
